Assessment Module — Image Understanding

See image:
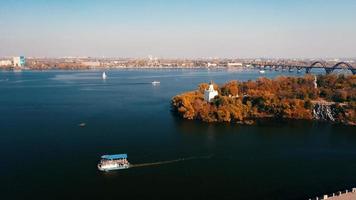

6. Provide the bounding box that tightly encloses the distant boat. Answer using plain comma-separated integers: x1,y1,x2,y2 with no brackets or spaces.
259,70,265,74
79,123,86,127
102,72,107,80
152,81,160,85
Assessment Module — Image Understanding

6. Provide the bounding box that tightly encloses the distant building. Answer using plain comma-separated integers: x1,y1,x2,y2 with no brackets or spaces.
204,82,218,102
13,56,26,67
227,62,243,67
81,61,101,67
208,62,217,67
0,60,12,66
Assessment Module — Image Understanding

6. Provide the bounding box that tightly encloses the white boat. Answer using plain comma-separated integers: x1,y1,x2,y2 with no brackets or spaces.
79,123,86,127
98,154,130,171
102,72,107,80
152,81,160,85
259,70,265,74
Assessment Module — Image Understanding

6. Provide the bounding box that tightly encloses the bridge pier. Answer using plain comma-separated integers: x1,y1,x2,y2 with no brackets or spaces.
325,68,334,74
305,67,312,74
288,66,294,72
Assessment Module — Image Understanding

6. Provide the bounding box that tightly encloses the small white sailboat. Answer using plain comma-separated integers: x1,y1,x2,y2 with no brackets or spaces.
102,72,107,80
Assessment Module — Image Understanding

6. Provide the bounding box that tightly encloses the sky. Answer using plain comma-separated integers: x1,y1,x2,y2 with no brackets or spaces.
0,0,356,58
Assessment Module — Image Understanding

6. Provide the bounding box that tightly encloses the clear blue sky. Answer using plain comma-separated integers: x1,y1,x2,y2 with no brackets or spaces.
1,0,355,58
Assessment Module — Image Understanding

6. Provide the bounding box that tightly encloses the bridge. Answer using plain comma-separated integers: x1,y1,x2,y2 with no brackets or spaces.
246,61,355,75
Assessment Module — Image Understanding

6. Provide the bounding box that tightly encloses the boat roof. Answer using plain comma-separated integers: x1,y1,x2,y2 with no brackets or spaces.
101,154,127,160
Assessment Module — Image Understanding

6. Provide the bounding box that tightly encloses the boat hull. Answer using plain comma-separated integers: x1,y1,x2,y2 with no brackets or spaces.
98,164,130,171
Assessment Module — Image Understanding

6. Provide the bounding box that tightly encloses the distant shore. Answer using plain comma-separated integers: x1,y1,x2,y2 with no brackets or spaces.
0,66,228,71
1,57,354,71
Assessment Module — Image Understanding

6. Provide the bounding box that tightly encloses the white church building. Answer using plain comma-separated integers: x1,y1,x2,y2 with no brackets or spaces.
204,82,218,102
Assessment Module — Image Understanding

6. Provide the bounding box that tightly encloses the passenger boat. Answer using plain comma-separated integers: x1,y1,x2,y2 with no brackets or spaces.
97,154,130,171
152,81,160,85
259,70,265,74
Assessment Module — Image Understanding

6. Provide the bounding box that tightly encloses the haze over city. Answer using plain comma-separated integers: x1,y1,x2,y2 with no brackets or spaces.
1,0,356,58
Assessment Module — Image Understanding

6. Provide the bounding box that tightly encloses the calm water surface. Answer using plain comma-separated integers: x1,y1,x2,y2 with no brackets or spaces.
0,69,355,200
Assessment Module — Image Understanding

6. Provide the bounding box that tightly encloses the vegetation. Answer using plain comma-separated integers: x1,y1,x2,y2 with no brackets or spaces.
171,74,356,125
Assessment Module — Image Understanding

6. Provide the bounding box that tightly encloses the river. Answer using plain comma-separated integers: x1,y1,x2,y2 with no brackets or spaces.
0,69,355,200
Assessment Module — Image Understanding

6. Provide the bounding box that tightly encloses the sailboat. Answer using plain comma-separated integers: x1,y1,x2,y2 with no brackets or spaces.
102,72,107,80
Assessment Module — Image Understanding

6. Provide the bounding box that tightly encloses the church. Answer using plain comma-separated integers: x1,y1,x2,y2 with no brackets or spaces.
204,82,218,102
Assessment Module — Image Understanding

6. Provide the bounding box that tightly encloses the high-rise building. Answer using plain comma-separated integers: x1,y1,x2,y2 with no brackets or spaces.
13,56,26,67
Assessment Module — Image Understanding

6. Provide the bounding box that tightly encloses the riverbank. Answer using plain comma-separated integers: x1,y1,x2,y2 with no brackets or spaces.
171,74,356,125
0,66,226,71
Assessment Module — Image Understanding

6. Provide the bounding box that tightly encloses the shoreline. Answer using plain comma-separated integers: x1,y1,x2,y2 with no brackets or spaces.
0,66,228,71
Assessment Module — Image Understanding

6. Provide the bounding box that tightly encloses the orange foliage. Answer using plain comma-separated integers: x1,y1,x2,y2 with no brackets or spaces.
172,74,355,125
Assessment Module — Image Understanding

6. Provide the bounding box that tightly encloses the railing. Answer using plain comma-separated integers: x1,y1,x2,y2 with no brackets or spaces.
309,188,356,200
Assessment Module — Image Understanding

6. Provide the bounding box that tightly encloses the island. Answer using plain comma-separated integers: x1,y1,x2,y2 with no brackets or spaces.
171,74,356,125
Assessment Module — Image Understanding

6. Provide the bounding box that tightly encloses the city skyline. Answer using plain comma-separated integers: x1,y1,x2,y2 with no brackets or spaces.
1,0,356,58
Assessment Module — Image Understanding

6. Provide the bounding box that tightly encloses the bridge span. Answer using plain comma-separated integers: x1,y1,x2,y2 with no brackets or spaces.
247,61,355,75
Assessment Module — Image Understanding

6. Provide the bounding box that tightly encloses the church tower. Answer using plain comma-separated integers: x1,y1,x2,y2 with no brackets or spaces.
204,81,218,102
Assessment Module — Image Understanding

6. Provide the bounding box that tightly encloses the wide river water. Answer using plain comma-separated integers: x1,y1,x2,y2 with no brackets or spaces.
0,69,355,200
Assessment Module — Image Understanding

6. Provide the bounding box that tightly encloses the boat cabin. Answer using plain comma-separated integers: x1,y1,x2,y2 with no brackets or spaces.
101,154,127,161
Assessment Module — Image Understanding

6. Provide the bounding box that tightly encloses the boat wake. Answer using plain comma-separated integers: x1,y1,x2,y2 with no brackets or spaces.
130,154,213,168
